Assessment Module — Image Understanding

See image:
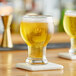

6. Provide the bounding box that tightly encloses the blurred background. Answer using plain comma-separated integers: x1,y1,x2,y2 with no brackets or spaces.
0,0,76,34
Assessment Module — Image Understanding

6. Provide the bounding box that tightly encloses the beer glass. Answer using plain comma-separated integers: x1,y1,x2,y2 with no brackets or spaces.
64,10,76,55
20,15,54,64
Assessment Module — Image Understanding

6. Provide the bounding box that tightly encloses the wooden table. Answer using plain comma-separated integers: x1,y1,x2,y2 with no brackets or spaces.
0,33,76,76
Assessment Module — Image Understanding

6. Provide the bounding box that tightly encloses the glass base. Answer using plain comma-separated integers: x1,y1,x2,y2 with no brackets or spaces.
69,48,76,55
70,38,76,55
26,57,48,64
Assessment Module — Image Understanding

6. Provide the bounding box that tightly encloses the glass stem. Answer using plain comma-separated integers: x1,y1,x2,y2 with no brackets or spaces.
26,46,48,64
28,46,46,58
69,38,76,54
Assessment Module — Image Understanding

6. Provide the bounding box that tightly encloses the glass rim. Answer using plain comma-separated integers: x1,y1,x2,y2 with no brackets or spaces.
23,15,53,18
65,10,76,16
22,15,53,22
65,10,76,13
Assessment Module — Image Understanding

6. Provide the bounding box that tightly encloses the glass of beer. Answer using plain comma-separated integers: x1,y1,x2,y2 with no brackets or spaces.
64,10,76,55
20,15,54,64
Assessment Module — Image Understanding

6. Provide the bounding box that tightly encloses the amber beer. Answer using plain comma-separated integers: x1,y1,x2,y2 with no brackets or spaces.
64,11,76,54
20,22,52,58
64,14,76,38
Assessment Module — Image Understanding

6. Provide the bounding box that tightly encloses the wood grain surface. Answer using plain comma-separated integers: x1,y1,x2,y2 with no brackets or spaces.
0,33,76,76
